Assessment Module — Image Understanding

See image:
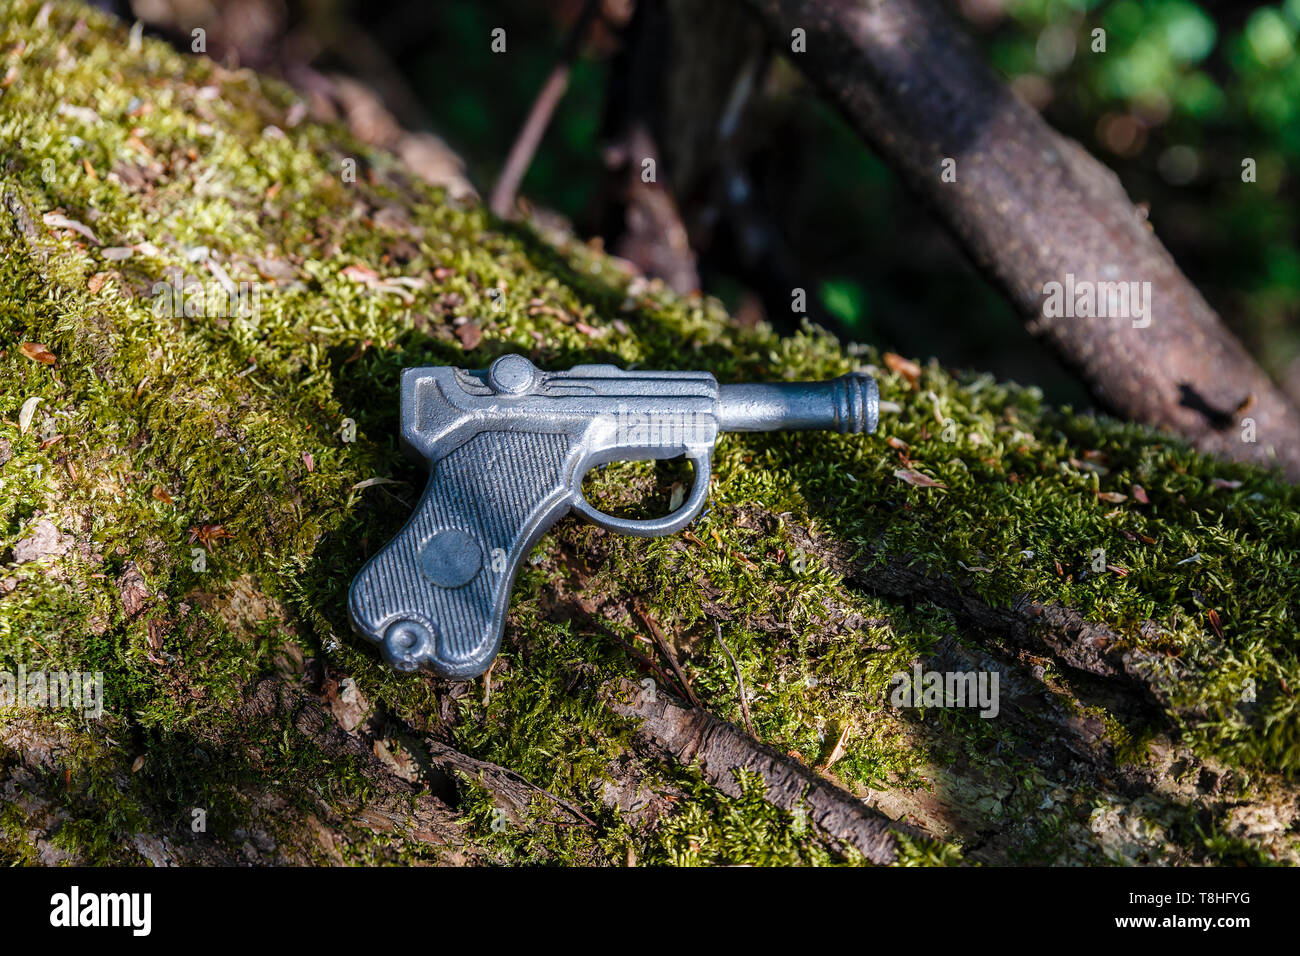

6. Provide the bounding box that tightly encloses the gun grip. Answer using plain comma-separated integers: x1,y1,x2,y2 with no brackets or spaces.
348,430,576,679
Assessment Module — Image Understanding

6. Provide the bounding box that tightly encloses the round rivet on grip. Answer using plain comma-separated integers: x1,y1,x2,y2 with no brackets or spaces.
382,618,435,673
488,353,536,395
419,529,483,588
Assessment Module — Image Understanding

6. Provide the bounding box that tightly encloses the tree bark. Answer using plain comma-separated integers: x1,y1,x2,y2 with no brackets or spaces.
740,0,1300,478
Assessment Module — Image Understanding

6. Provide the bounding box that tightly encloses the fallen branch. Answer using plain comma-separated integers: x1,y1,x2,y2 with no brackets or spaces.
780,521,1180,707
740,0,1300,478
604,678,922,863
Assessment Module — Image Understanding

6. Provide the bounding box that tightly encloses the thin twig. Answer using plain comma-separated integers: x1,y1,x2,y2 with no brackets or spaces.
545,569,683,699
594,620,681,697
425,739,596,827
713,621,755,737
489,0,601,218
634,603,701,709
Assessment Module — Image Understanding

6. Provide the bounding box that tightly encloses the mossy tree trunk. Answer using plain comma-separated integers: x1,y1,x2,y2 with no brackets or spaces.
1,1,1298,866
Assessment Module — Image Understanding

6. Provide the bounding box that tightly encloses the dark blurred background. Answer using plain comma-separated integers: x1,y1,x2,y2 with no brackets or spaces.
113,0,1300,407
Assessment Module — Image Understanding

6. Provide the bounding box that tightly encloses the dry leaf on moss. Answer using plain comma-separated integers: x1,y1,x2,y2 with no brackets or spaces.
894,468,946,489
19,342,56,365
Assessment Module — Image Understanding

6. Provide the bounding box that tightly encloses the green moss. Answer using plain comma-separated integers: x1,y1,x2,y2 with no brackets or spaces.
894,832,967,867
0,0,1297,866
645,770,847,866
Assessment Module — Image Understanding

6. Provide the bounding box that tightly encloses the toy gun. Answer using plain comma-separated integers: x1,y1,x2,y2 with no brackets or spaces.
349,354,878,678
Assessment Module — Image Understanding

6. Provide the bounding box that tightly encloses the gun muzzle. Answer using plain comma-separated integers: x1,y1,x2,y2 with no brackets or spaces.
716,372,879,435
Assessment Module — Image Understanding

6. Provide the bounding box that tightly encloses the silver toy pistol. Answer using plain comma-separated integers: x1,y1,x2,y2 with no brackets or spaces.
348,354,878,679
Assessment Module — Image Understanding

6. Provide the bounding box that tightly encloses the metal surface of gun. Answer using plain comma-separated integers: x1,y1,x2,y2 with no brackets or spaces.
348,354,878,678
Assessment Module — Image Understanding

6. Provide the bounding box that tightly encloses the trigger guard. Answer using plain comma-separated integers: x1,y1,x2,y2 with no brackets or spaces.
571,450,711,537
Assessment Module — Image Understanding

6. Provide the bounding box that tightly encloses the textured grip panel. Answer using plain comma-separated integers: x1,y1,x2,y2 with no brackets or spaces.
348,430,576,679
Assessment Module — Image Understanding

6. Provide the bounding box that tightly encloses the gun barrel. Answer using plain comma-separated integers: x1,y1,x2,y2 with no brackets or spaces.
716,373,878,435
